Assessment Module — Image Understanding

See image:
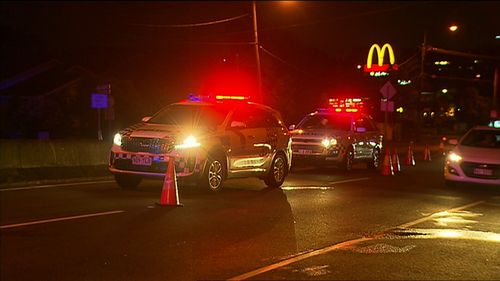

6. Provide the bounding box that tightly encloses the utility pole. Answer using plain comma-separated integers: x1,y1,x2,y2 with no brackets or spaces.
494,66,499,114
252,1,263,104
417,31,427,138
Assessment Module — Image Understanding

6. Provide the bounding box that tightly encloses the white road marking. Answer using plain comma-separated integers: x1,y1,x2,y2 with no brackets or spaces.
228,237,374,281
282,186,335,190
396,200,484,229
0,210,124,230
328,177,371,185
0,180,115,192
282,177,371,190
227,200,485,281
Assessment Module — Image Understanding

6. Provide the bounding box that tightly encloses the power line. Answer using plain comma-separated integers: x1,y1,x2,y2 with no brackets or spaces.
175,41,254,46
129,13,249,28
260,45,303,74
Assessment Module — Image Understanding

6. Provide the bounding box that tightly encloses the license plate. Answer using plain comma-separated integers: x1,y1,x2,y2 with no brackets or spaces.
132,155,152,166
473,168,492,176
298,149,313,154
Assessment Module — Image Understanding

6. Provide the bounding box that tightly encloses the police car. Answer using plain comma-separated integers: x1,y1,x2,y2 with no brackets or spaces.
289,98,383,171
109,95,292,192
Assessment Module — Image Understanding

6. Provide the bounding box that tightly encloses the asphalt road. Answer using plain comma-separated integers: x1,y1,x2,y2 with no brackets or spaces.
1,154,500,281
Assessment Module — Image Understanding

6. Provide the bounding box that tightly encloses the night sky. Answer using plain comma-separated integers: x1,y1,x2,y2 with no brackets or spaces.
1,1,499,127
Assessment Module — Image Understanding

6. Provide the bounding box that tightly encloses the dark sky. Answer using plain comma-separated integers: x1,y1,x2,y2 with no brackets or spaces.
1,1,499,103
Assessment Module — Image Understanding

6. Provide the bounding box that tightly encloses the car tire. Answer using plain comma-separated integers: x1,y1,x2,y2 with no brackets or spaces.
199,153,226,193
115,174,142,189
264,153,287,188
342,148,354,171
367,148,380,169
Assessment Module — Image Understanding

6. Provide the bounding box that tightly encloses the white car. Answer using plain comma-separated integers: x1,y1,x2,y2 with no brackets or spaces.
444,123,500,186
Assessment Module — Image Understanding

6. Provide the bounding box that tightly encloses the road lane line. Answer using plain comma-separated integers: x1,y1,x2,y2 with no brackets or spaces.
0,180,115,192
396,200,484,229
282,178,370,190
228,237,374,281
0,210,124,230
328,177,371,185
227,200,485,281
282,186,335,190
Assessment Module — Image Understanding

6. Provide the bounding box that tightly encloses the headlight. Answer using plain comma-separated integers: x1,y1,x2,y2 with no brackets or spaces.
447,152,462,162
113,133,122,146
321,138,337,148
175,135,201,149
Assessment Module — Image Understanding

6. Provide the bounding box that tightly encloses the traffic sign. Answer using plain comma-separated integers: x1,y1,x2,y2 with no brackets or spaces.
91,93,108,109
380,81,396,99
380,100,394,112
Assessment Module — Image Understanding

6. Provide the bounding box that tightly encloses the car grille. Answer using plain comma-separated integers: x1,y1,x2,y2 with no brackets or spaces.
112,157,197,174
293,138,320,144
121,137,174,154
460,161,500,179
292,144,325,154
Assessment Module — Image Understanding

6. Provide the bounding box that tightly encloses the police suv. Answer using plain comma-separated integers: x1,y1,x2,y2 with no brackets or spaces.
289,98,383,171
109,95,292,192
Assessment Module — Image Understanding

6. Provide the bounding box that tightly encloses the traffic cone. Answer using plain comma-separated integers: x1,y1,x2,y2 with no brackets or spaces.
423,144,432,161
381,148,394,176
405,142,416,166
391,146,401,173
157,156,183,207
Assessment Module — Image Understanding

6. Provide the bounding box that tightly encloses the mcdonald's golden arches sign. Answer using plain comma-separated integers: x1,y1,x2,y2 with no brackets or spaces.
363,43,398,74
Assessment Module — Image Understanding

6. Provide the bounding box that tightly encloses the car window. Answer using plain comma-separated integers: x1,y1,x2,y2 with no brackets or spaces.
460,129,500,149
262,110,282,128
297,114,352,131
355,117,375,131
229,106,266,129
148,104,229,128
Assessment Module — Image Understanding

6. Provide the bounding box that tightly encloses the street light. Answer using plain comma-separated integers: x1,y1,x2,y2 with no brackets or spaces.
449,24,458,32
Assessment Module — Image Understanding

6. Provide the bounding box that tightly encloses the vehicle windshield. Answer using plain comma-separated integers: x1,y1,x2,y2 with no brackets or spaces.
147,104,229,128
460,129,500,149
297,114,352,131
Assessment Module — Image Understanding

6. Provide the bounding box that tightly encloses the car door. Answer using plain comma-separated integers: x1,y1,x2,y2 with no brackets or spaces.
353,117,372,158
359,117,381,156
226,105,268,171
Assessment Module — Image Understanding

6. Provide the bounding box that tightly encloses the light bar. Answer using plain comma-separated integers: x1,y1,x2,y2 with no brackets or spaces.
328,98,363,113
215,95,249,100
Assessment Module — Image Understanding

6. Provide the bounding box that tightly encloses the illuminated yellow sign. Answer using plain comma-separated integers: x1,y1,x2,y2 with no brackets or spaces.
364,43,398,74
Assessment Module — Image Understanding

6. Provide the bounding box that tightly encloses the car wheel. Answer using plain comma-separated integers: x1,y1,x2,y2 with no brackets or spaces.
115,174,142,189
264,153,287,188
342,148,354,171
367,148,380,169
199,153,226,192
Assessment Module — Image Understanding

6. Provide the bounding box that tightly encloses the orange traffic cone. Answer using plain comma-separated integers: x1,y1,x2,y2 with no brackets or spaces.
157,156,183,207
381,148,394,176
405,142,416,166
391,147,401,173
423,144,432,161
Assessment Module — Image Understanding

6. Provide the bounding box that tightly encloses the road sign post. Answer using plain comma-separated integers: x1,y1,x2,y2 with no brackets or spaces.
91,92,109,141
380,81,396,141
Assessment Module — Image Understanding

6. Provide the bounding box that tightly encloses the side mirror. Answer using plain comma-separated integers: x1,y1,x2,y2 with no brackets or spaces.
289,124,296,130
230,121,246,128
356,127,366,133
142,116,152,122
448,139,458,145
